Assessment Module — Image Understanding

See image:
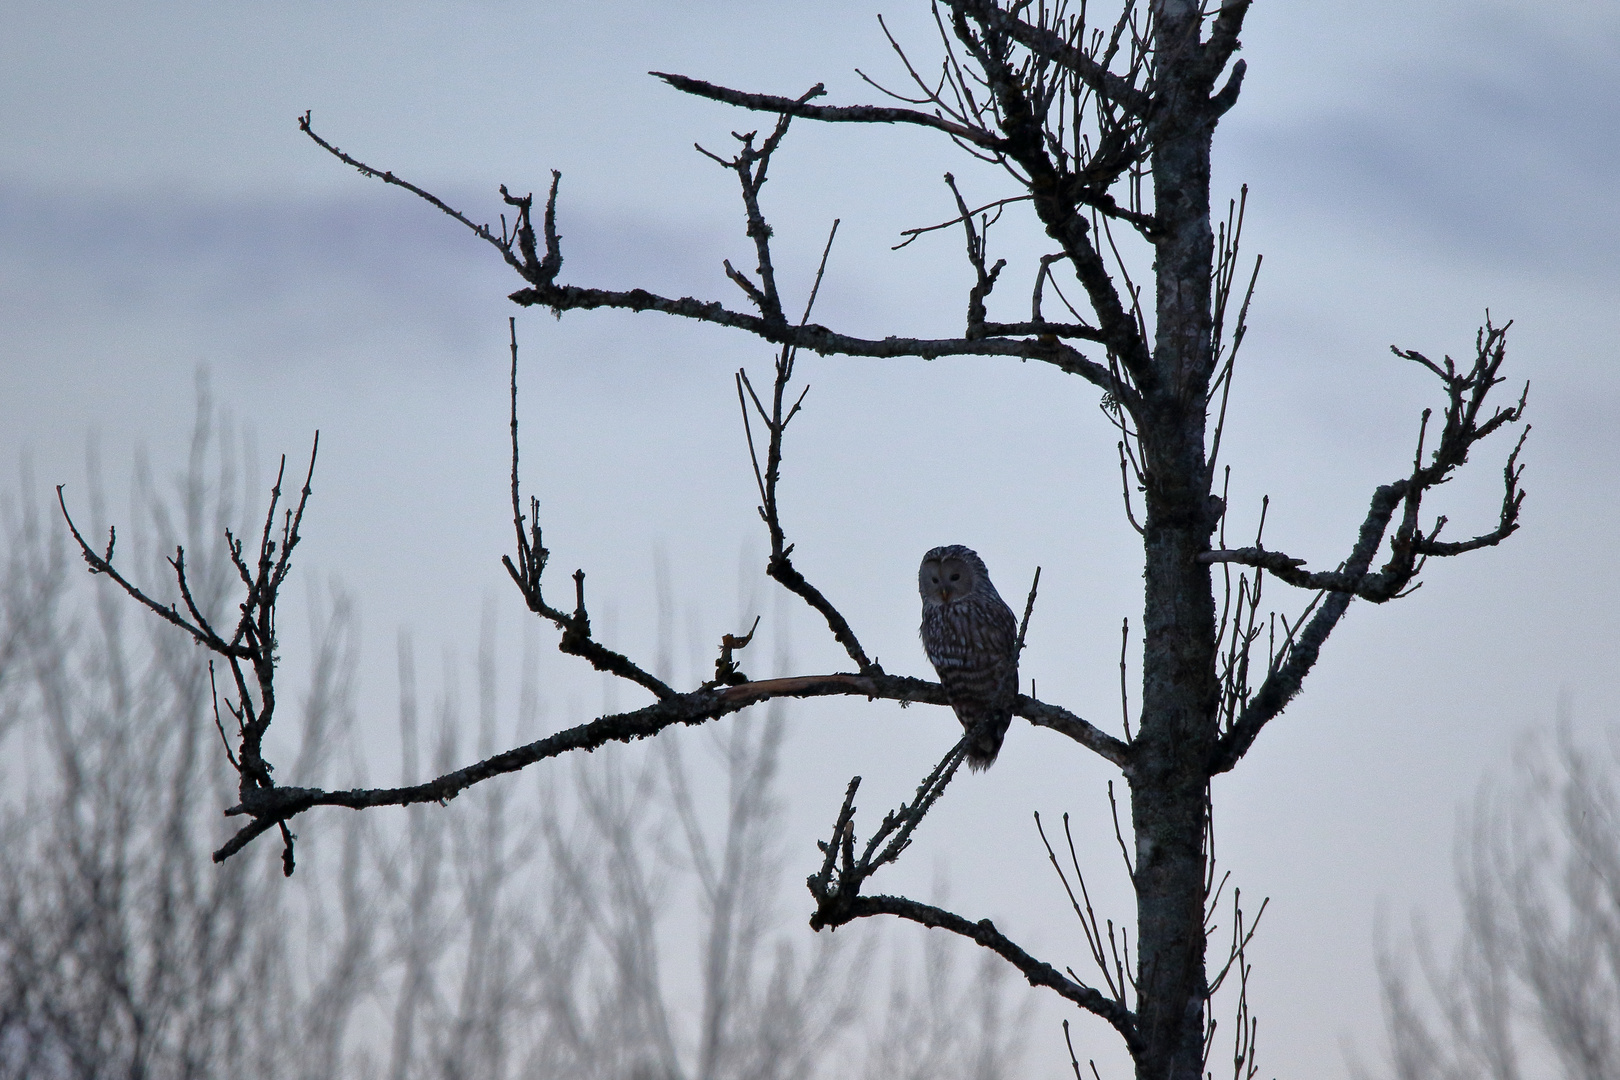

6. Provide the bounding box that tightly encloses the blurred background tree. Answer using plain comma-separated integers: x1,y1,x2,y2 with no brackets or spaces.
1360,716,1620,1080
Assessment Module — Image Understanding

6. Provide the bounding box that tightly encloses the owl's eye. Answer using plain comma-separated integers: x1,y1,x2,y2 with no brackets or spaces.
949,572,960,582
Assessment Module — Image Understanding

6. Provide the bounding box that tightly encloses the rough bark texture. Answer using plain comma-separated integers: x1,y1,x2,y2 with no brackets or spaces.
1132,4,1222,1073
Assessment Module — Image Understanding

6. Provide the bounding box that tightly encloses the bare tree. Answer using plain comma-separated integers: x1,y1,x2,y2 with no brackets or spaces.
1361,722,1620,1080
60,2,1530,1076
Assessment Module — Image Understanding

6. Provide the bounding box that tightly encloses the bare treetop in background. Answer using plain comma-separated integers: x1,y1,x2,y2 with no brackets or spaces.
60,1,1529,1077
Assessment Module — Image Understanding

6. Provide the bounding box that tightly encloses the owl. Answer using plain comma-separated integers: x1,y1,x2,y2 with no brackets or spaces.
918,545,1020,771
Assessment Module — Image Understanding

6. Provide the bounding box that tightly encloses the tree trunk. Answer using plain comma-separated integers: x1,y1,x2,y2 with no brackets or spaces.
1133,3,1221,1074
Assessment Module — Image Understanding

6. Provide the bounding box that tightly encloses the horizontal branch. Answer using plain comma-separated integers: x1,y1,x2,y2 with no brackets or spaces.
835,894,1141,1050
1020,695,1130,767
214,673,1125,862
654,72,1006,151
300,116,1138,407
982,320,1106,341
512,279,1122,390
733,676,1129,765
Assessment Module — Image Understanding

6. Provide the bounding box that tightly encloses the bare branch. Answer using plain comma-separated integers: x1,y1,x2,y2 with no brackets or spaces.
947,171,1009,338
1035,811,1133,1008
652,72,1006,150
1019,693,1131,767
60,432,322,874
212,671,1124,863
502,322,677,700
1200,320,1527,603
511,271,1120,384
300,111,534,278
301,106,1137,401
1116,440,1146,535
1205,319,1527,773
797,735,1139,1044
1015,565,1041,655
894,193,1031,249
57,488,240,657
934,3,1158,390
731,226,889,675
943,0,1154,117
835,893,1141,1049
1119,618,1134,742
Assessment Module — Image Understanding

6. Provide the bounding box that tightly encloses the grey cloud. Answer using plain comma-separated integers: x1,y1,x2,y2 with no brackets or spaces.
0,182,734,364
1228,9,1620,276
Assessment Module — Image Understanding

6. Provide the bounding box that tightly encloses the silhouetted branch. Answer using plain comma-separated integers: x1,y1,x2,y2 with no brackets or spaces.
299,111,541,280
1015,566,1041,655
946,171,1008,338
831,887,1141,1049
1205,319,1528,773
501,321,676,701
956,0,1153,113
298,115,1124,396
800,729,1138,1045
1036,811,1135,1010
60,435,320,875
654,72,1005,149
1202,318,1527,603
212,672,1122,863
734,219,885,675
934,1,1159,392
806,741,969,929
894,193,1031,249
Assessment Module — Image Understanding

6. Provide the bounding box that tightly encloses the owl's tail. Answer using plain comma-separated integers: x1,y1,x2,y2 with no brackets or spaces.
963,712,1011,772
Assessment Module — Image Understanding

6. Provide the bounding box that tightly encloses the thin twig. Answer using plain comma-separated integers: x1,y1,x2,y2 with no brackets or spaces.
1015,566,1041,655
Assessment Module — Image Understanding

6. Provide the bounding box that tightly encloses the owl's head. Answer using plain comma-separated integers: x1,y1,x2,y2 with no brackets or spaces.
919,544,990,607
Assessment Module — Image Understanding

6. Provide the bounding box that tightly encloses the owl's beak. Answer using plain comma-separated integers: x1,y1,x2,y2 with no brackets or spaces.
939,587,954,604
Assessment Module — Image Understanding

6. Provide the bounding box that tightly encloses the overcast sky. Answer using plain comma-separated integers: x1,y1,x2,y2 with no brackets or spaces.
3,2,1617,1076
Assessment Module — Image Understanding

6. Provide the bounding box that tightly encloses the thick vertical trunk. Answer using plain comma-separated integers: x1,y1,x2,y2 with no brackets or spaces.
1132,3,1220,1076
1131,416,1218,1078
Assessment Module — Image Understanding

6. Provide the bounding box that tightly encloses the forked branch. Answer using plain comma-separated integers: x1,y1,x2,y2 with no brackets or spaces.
1036,810,1136,1011
297,113,1122,393
1202,319,1527,601
805,748,1139,1047
501,320,676,700
734,220,882,675
59,437,320,876
1205,317,1529,773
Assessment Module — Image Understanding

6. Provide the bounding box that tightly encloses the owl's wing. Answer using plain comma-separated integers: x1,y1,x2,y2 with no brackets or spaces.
985,595,1020,658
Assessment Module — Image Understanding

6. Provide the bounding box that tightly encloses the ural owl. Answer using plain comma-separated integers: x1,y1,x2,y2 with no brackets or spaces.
918,545,1019,771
